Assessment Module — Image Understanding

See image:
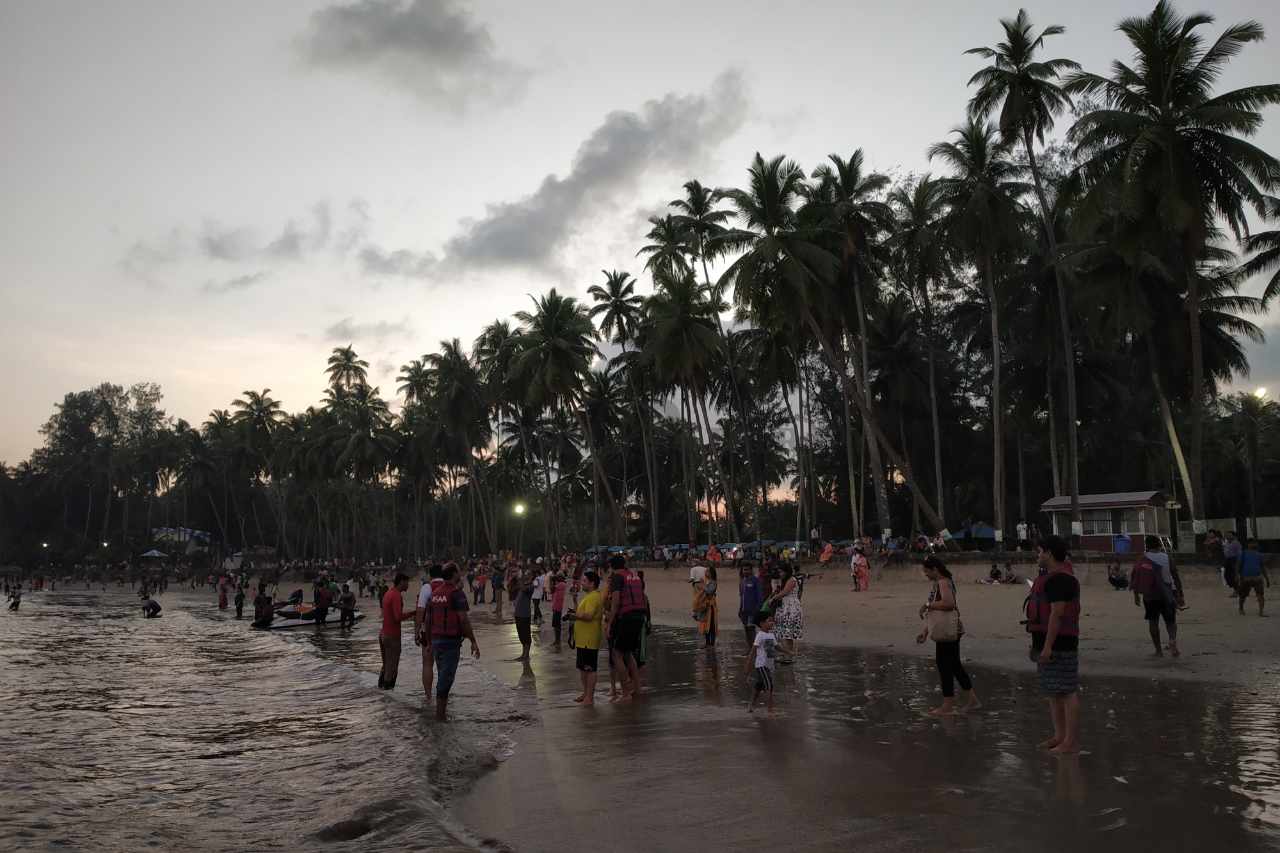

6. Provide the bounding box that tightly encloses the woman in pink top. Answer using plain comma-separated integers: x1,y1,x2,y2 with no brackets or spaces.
551,573,568,649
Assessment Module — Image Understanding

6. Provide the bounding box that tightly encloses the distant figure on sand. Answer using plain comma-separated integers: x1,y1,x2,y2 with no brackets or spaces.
1237,539,1271,616
916,556,979,716
1131,536,1180,657
1028,536,1082,755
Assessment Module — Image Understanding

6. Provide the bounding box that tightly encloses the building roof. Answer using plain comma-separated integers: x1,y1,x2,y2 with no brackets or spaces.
1040,491,1165,511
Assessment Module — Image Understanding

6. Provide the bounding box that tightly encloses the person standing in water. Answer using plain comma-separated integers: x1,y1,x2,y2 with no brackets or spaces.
234,585,246,619
737,562,763,647
338,583,357,628
512,570,535,662
1028,536,1082,755
605,555,645,701
746,611,777,713
414,564,446,698
916,556,979,715
141,595,162,618
573,571,604,705
252,584,273,628
422,562,479,721
378,573,414,690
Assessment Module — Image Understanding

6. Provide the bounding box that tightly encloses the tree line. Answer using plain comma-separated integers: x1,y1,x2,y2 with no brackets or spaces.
3,2,1280,566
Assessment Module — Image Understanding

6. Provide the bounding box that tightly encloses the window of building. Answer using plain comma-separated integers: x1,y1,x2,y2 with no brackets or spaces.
1082,509,1113,535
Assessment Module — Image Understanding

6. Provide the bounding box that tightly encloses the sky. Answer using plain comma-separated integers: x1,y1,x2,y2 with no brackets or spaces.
2,0,1278,465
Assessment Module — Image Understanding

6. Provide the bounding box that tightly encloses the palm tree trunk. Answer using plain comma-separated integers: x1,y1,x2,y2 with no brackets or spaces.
850,282,893,540
841,386,861,536
984,254,1005,549
679,389,696,545
923,308,947,529
1150,355,1195,530
696,391,739,542
1046,362,1062,497
1024,129,1081,537
800,307,951,540
1185,258,1206,532
1017,426,1027,526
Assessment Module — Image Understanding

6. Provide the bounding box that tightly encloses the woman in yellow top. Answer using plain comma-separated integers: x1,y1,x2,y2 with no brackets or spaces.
694,566,718,647
573,571,605,706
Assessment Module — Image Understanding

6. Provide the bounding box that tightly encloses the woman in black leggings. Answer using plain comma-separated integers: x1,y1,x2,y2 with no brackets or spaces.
916,556,981,716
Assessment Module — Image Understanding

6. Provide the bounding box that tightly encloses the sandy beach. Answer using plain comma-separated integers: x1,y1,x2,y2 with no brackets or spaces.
637,556,1280,687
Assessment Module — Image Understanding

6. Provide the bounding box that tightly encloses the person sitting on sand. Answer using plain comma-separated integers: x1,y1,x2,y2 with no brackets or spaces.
1107,563,1129,591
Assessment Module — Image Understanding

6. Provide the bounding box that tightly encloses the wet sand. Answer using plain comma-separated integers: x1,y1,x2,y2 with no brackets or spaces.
456,615,1280,853
638,559,1280,686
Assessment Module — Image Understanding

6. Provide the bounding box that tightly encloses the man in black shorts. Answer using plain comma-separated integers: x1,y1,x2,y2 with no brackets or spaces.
605,555,645,701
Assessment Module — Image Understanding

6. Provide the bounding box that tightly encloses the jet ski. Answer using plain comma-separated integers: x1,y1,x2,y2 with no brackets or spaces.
251,590,364,630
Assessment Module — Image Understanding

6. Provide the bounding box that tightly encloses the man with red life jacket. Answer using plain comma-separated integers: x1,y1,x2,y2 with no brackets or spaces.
414,563,447,701
420,562,480,720
1131,535,1181,658
605,554,645,701
1027,536,1081,755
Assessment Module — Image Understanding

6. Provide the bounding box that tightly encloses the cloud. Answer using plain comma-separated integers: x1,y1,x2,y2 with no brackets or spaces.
200,223,258,262
202,271,271,295
119,228,185,285
324,316,413,342
297,0,524,110
440,71,748,272
358,244,438,278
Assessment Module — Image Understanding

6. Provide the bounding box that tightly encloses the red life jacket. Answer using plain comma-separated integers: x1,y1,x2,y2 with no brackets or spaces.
429,583,464,638
616,569,646,615
1024,567,1080,637
1130,556,1159,597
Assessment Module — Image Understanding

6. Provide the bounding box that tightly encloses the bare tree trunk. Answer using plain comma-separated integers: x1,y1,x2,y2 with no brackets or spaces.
984,254,1005,550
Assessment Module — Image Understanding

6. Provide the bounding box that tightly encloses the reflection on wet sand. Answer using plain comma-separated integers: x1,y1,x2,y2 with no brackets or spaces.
459,617,1280,853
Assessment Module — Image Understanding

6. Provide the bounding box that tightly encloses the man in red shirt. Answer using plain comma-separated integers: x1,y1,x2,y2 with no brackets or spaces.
379,573,414,690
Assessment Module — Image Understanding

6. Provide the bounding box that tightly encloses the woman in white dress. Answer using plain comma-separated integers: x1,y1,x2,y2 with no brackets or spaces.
766,564,803,661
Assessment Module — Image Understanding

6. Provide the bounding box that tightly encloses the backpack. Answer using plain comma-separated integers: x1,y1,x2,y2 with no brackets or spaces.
1130,556,1159,598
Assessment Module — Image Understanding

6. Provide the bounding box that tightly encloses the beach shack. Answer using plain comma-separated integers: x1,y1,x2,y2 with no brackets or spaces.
1039,491,1173,553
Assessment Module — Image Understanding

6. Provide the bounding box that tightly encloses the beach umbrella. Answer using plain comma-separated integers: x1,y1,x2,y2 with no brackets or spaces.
140,549,167,559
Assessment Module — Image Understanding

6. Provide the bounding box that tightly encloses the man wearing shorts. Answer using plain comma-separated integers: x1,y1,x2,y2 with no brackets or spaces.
605,555,645,701
574,571,604,705
1237,539,1271,616
1028,536,1081,755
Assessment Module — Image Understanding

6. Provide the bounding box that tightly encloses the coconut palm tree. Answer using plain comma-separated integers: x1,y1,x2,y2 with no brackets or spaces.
807,149,895,537
1221,391,1278,538
931,120,1029,545
326,345,369,393
1240,196,1280,306
718,153,950,536
637,214,692,279
888,175,955,525
967,7,1084,535
1064,0,1280,530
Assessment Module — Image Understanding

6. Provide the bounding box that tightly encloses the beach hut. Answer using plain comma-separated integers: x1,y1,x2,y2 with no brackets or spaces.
1039,491,1172,552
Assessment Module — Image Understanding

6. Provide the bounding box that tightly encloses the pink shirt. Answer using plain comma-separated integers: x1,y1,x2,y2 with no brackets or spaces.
551,581,567,612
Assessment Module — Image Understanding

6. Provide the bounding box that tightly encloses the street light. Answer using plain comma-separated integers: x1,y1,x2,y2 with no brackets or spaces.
101,541,109,548
1256,387,1268,400
513,502,527,516
41,542,48,549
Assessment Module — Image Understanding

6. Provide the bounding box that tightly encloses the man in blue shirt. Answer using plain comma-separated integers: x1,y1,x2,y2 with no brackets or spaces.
1237,539,1271,617
738,562,764,647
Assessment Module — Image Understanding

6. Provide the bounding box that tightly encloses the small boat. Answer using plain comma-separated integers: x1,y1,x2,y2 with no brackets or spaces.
253,608,365,630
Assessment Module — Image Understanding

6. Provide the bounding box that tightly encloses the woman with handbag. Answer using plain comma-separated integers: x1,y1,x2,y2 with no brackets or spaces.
916,556,980,716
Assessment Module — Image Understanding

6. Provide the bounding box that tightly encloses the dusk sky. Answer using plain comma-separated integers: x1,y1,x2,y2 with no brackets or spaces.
3,0,1278,465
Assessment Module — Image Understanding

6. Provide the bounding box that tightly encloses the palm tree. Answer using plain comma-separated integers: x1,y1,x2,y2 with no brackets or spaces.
1240,195,1280,306
1221,391,1278,538
326,345,369,392
931,120,1029,546
889,175,954,526
512,289,610,551
967,8,1084,535
1064,0,1280,531
807,149,895,537
718,153,950,536
636,214,692,279
588,269,660,546
396,358,433,405
425,339,495,553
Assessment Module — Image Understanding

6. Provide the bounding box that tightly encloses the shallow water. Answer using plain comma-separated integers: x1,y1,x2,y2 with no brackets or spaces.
0,587,524,852
462,618,1280,853
3,588,1278,852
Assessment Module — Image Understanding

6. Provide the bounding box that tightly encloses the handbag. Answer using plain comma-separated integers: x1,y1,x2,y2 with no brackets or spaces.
928,607,961,642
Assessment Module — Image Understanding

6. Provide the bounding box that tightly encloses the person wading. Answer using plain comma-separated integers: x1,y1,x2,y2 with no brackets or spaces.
917,556,980,715
605,555,645,701
378,573,414,690
421,562,479,720
1027,536,1082,755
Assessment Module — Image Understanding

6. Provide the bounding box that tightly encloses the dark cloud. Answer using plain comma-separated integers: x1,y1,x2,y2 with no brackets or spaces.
202,271,271,295
199,224,257,262
358,244,438,279
441,71,748,272
118,228,185,285
297,0,524,110
324,316,413,342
